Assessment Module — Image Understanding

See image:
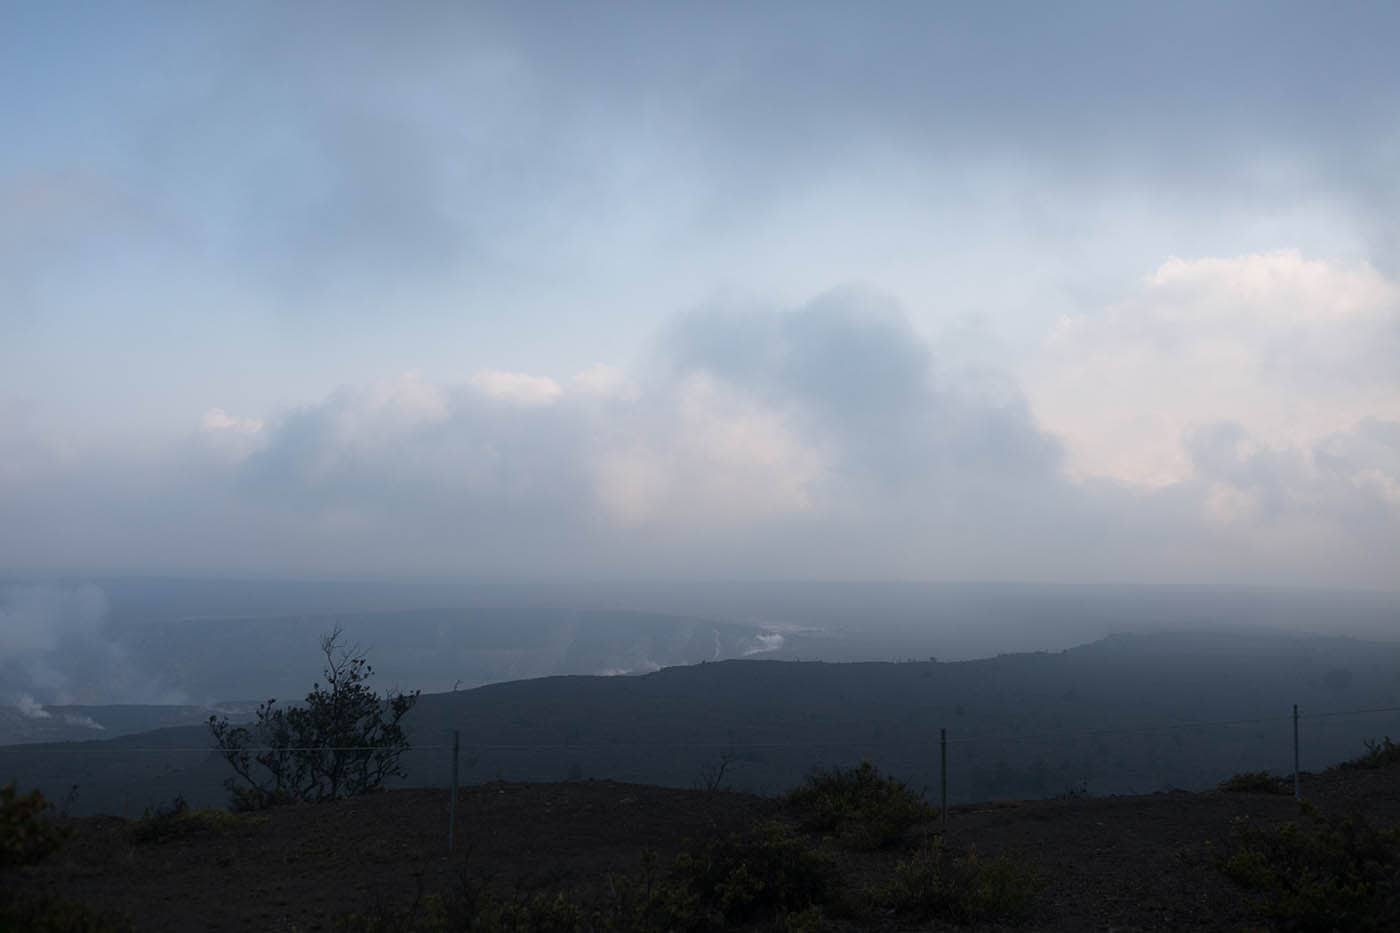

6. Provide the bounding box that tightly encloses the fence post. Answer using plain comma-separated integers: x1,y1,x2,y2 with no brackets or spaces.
449,729,460,853
1292,705,1301,801
940,727,948,833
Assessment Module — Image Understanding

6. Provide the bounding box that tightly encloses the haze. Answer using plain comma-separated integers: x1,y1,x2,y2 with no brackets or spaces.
3,2,1398,588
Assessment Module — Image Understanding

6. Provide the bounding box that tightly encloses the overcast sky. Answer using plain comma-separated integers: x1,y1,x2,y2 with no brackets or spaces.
2,1,1398,587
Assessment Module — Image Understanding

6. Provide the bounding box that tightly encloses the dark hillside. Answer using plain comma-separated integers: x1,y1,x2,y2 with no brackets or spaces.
4,631,1399,816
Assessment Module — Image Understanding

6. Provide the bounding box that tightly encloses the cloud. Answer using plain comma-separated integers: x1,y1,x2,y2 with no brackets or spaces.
1028,251,1400,487
0,278,1396,588
468,370,563,406
1185,418,1400,528
201,409,264,434
200,408,266,460
254,290,1057,537
662,288,1060,490
238,371,584,519
0,398,55,488
155,288,1066,575
0,172,158,325
571,364,637,401
588,371,827,528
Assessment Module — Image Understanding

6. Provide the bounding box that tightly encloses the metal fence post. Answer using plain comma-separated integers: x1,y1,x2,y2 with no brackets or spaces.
1292,705,1301,801
940,727,948,833
449,729,460,853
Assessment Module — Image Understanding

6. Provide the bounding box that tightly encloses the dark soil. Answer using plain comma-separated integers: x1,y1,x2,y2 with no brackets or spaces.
7,763,1400,931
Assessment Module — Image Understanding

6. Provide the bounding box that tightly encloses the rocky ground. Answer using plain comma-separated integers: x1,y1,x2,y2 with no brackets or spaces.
7,759,1399,931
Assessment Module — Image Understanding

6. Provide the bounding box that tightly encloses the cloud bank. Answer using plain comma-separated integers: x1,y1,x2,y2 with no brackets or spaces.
1031,251,1400,487
2,264,1396,588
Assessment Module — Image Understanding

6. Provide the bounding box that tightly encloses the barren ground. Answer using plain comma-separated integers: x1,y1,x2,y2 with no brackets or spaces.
8,761,1400,931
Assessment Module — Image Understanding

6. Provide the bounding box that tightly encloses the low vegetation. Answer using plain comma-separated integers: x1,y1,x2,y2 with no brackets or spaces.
670,823,835,926
338,816,1041,932
1218,770,1289,794
336,764,1042,931
1,782,68,870
337,825,836,932
128,795,264,846
785,761,934,850
1,782,130,932
871,836,1043,924
1222,803,1400,930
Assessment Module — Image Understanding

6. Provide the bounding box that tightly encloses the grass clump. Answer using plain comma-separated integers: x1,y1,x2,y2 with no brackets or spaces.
871,836,1042,925
128,795,263,845
1221,803,1400,930
786,761,934,850
1218,770,1289,794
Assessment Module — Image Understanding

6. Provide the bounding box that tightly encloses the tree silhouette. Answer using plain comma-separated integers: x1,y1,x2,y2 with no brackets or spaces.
208,625,419,810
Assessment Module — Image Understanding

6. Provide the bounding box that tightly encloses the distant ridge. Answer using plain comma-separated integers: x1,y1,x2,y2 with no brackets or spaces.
5,630,1400,817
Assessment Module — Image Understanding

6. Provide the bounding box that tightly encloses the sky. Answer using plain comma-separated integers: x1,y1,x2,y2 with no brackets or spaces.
2,1,1399,587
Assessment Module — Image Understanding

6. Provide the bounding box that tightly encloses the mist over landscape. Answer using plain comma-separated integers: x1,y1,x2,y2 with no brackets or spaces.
6,578,1400,711
4,578,1399,815
4,3,1400,929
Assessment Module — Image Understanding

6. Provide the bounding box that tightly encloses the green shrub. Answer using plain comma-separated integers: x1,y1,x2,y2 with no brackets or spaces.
1,783,68,870
594,852,698,933
456,891,588,932
777,905,832,932
1221,804,1400,930
873,836,1042,924
128,796,262,845
673,823,834,925
1219,770,1288,794
786,761,934,850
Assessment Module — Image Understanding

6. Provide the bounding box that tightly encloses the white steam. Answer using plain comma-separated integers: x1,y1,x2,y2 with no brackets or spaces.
0,583,175,705
61,712,105,731
742,632,786,656
15,693,50,719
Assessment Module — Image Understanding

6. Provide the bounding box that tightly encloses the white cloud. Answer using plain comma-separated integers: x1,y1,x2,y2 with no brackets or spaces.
366,372,452,424
199,407,266,461
1028,250,1400,487
469,370,563,406
0,288,1396,588
572,363,637,401
590,373,826,528
200,408,265,435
